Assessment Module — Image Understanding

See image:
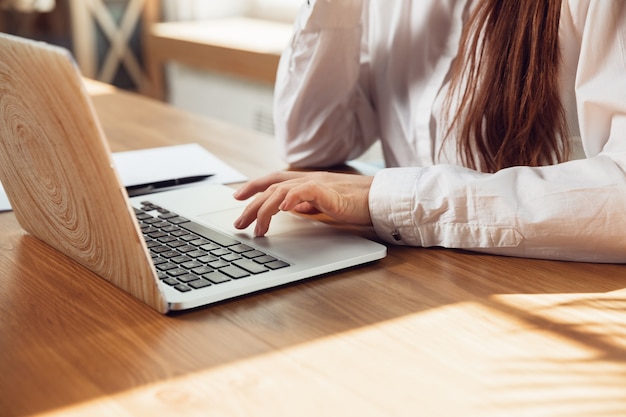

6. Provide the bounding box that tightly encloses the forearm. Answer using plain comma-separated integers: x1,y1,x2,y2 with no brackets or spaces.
369,155,626,263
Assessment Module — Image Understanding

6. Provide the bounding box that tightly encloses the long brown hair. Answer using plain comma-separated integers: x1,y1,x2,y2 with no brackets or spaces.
446,0,569,172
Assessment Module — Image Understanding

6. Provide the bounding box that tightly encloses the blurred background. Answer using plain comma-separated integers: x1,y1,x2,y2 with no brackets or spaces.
1,0,382,163
0,0,299,136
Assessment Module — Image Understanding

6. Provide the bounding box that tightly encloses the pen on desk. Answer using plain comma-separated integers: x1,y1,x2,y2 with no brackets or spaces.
125,174,214,197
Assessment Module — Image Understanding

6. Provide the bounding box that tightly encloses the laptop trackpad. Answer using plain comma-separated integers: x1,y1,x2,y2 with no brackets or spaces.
194,204,386,267
196,208,332,238
194,206,379,267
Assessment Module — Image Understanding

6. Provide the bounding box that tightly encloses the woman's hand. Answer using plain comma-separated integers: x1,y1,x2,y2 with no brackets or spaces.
233,171,374,236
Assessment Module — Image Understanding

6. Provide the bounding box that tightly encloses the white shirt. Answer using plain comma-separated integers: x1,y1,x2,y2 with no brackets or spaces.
273,0,626,263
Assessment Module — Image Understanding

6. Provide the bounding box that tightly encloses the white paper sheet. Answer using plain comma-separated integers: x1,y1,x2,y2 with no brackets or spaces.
0,182,10,212
112,143,246,187
0,143,247,212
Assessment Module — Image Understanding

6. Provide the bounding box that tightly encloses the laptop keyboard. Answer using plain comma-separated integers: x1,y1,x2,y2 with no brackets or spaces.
134,201,290,293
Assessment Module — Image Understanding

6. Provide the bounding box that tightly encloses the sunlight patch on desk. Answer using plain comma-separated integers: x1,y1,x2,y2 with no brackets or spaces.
34,297,626,417
492,291,626,352
484,291,626,416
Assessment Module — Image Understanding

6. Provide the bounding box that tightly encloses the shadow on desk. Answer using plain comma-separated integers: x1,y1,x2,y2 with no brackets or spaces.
2,222,626,416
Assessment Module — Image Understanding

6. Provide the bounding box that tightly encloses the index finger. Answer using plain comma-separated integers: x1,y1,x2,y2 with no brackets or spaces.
232,171,308,200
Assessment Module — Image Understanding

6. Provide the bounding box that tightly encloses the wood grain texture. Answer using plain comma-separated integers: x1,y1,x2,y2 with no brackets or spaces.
0,34,167,313
1,79,626,416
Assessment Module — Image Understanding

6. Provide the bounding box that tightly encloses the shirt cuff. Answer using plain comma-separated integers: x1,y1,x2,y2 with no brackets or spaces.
369,167,424,245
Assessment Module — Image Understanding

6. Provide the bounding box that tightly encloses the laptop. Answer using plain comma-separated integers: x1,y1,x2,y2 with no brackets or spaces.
0,33,387,313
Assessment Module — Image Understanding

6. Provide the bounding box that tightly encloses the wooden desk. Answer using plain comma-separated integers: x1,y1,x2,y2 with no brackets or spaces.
2,83,626,417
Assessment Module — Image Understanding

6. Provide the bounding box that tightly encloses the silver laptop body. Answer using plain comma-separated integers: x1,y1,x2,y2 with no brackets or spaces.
0,33,386,313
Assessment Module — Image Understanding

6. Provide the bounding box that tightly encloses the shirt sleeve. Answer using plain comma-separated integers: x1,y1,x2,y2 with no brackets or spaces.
273,0,380,168
369,1,626,263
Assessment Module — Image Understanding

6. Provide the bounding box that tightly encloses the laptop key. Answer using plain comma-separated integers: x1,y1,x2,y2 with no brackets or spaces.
266,260,290,270
168,217,190,225
170,229,190,237
208,260,230,269
181,260,203,269
254,255,277,264
152,257,168,265
161,250,181,258
167,240,188,249
181,222,240,247
189,238,211,246
191,266,213,275
167,268,189,277
197,254,219,263
220,265,250,279
230,243,254,254
174,284,192,293
151,245,171,254
178,273,202,283
177,245,197,253
243,250,266,259
222,253,242,262
210,248,231,257
200,243,221,251
186,250,208,258
156,262,178,271
188,279,212,289
203,271,231,284
233,259,269,274
170,255,192,264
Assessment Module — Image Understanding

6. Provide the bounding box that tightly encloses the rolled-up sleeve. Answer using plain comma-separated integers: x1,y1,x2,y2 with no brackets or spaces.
370,156,626,263
273,0,380,168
